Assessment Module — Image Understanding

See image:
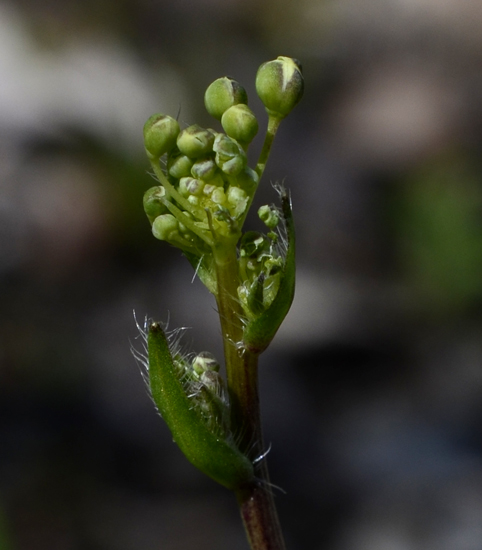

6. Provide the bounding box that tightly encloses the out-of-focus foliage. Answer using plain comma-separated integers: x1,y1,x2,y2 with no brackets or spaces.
395,154,482,317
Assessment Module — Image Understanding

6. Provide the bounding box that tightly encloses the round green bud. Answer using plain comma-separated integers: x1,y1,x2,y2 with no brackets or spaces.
143,114,180,160
255,56,304,119
152,214,179,241
191,158,217,181
177,125,216,158
204,77,248,120
221,104,259,145
143,186,168,224
258,205,280,228
168,153,194,179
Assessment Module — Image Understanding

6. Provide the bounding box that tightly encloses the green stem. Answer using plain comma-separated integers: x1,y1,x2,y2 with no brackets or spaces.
255,116,282,180
212,241,286,550
238,115,281,230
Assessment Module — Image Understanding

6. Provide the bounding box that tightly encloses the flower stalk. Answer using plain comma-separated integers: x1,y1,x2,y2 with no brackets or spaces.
137,56,303,550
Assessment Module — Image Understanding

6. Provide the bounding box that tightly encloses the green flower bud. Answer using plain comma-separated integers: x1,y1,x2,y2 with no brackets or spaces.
144,114,180,160
168,152,194,179
191,158,217,181
258,204,280,229
213,134,247,176
177,125,215,158
204,77,248,120
236,167,259,195
227,186,248,218
143,186,168,224
211,187,226,205
255,56,304,119
192,351,220,377
179,176,205,198
221,104,259,145
152,214,179,241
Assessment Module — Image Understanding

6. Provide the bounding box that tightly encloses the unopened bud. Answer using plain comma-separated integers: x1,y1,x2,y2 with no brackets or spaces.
255,56,304,119
211,187,226,205
177,125,215,158
192,351,220,376
221,104,259,145
227,186,248,218
143,186,168,224
204,77,248,120
144,114,180,160
236,167,259,195
185,177,204,196
213,134,247,176
152,214,179,241
191,158,217,181
258,205,279,228
168,153,194,179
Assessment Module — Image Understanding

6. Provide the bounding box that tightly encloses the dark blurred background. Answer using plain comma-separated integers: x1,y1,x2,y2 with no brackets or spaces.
1,0,482,548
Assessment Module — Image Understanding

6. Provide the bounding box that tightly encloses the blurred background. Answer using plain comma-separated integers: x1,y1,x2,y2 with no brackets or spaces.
1,0,482,548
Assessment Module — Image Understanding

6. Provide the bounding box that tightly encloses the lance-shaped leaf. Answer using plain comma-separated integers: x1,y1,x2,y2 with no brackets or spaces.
242,189,295,354
147,322,254,490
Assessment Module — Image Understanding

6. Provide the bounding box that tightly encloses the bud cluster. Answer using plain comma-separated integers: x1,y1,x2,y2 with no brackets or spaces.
143,111,259,252
142,56,303,260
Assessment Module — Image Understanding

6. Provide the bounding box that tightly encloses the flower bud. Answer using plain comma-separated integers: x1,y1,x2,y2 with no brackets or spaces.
152,214,179,241
211,187,226,205
227,186,248,218
191,158,217,181
204,77,248,120
221,104,259,145
213,134,247,176
192,351,220,376
177,125,215,158
185,177,204,196
168,152,194,179
143,186,168,224
144,114,180,160
236,167,259,195
258,205,279,229
255,56,304,119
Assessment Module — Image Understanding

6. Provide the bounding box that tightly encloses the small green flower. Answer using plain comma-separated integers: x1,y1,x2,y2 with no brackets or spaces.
143,114,180,160
256,56,304,119
204,77,248,120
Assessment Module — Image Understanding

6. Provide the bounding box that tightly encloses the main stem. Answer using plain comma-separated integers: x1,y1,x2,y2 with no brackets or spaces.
213,242,286,550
